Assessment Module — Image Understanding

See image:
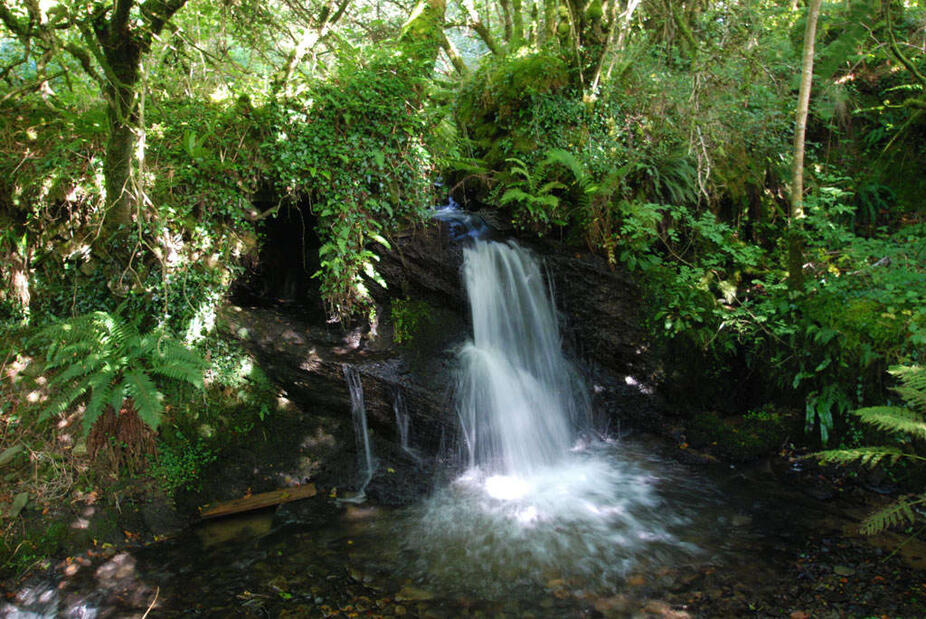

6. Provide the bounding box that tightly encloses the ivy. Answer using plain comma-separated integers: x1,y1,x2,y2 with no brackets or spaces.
265,47,437,319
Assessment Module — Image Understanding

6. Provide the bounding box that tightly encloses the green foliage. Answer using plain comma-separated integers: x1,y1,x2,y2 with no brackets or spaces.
687,407,792,461
149,431,217,495
814,366,926,535
495,156,565,231
391,298,434,345
0,98,261,335
0,520,68,579
159,333,277,448
266,45,437,319
32,310,205,433
456,48,570,138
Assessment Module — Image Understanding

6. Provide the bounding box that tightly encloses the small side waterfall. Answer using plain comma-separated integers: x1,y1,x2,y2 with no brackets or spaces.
393,388,421,463
457,240,590,476
343,365,375,495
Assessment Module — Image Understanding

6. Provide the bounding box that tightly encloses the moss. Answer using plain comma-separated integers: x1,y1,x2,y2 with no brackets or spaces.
391,297,434,345
456,48,570,131
805,293,907,355
688,408,794,462
0,519,69,579
398,0,446,68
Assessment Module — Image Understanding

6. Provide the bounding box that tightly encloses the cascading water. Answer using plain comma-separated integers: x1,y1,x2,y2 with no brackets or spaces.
457,240,589,476
390,238,696,595
393,388,421,463
343,364,375,496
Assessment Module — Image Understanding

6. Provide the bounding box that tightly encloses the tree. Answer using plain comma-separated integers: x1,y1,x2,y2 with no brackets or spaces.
0,0,189,276
788,0,823,291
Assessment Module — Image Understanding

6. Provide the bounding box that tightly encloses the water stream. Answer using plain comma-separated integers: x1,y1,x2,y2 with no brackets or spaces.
343,364,375,499
393,388,421,464
392,239,694,594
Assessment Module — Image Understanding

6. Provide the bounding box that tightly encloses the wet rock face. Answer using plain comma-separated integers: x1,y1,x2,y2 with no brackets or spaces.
372,223,467,311
375,220,652,381
540,246,650,379
218,305,456,505
217,214,661,506
374,221,661,427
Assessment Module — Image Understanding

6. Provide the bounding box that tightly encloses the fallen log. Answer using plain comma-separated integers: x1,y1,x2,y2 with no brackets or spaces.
198,483,317,520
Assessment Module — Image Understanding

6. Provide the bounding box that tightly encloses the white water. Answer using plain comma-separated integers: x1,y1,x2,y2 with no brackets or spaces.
457,240,590,476
343,365,375,496
396,240,695,594
393,388,421,463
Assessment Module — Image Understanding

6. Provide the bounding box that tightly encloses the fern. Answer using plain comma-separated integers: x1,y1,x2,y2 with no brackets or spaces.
32,311,205,435
852,406,926,440
812,365,926,535
814,446,904,467
859,496,923,536
124,369,164,430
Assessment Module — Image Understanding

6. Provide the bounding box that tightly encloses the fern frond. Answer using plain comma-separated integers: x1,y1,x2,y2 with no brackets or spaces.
102,313,131,358
84,369,116,429
46,355,102,388
448,157,490,176
533,195,560,208
893,386,926,413
499,188,533,205
890,365,925,391
813,446,905,467
108,383,126,414
150,341,205,388
853,406,926,439
39,374,94,420
858,495,922,535
543,149,590,187
537,181,566,195
134,333,158,358
123,370,164,430
891,365,925,413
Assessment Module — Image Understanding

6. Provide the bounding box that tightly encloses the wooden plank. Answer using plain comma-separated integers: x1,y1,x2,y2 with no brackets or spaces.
198,483,317,520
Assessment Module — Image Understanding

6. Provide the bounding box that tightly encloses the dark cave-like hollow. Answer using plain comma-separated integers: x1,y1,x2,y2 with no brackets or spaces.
232,203,326,320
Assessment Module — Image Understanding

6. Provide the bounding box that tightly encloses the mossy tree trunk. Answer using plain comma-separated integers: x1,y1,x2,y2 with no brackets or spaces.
0,0,189,283
92,1,189,247
398,0,448,68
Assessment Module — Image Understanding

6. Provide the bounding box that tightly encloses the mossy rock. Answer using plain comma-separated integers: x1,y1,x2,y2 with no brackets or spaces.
804,293,907,353
688,408,795,462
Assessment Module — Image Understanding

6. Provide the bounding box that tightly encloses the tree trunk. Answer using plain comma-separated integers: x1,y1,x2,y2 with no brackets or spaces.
104,103,141,233
511,0,525,48
542,0,557,43
398,0,447,68
788,0,822,291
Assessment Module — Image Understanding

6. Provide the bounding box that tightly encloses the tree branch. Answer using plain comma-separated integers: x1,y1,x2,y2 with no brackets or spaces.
140,0,189,37
0,2,28,37
885,2,926,90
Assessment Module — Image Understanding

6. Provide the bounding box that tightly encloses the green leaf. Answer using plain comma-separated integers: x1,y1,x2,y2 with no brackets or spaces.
370,233,391,250
122,371,164,431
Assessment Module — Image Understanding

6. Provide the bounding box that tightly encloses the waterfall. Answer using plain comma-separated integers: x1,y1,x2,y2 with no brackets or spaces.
343,365,375,495
457,240,590,476
391,237,693,596
393,388,421,463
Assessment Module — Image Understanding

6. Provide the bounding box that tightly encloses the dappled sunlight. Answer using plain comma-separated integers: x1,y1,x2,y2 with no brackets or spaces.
1,547,161,615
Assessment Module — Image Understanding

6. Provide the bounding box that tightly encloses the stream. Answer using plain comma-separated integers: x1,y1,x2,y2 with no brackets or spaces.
4,437,843,617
